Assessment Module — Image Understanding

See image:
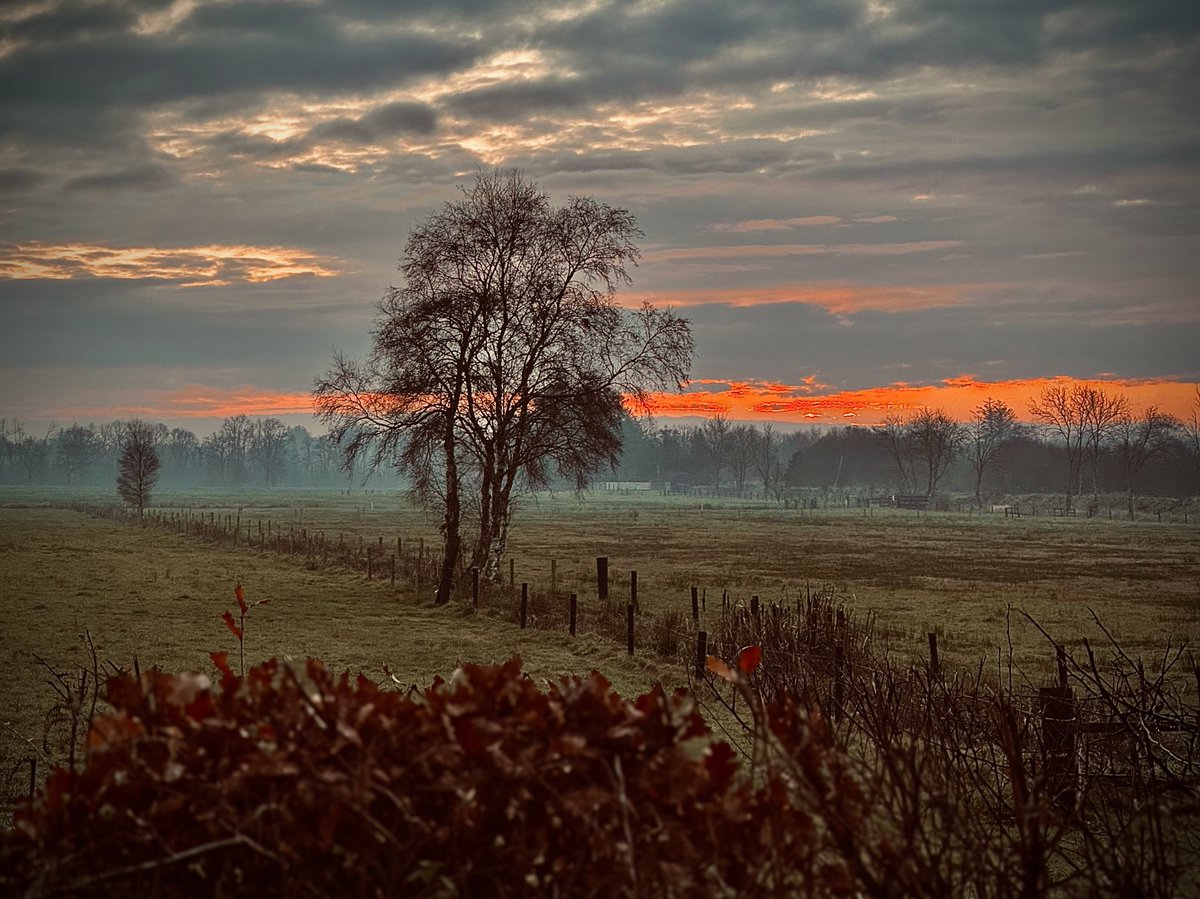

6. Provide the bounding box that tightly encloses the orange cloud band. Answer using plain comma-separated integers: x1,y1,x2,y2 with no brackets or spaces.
51,376,1197,430
620,281,999,314
0,241,340,285
631,376,1199,426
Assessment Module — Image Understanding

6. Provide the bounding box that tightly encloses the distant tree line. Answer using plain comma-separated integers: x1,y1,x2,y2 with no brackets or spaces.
613,387,1200,508
0,414,399,490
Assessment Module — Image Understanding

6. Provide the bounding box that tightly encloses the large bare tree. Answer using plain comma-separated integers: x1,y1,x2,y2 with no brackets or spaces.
316,170,692,599
116,419,160,517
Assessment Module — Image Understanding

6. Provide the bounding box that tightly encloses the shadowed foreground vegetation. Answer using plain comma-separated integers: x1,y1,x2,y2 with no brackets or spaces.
1,488,1197,894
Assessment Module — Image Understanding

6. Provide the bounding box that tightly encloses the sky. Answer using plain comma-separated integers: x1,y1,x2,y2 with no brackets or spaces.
1,0,1197,435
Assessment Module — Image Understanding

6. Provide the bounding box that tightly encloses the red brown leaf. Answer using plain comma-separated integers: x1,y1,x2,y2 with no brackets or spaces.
221,610,243,640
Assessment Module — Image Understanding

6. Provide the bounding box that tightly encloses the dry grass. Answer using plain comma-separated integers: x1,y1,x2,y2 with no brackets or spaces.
2,485,1197,813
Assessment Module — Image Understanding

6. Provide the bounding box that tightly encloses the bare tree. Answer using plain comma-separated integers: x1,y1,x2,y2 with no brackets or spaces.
1029,385,1088,512
727,425,757,496
881,413,918,493
56,424,102,486
881,408,964,497
753,422,785,500
703,412,731,489
250,418,290,486
908,407,966,497
1114,407,1180,519
1185,385,1200,489
1080,386,1130,499
317,170,692,595
965,398,1020,507
116,420,160,517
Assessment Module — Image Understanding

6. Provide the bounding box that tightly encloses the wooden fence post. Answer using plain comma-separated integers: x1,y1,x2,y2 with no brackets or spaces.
520,583,528,629
751,595,760,625
1039,685,1077,807
626,603,634,655
597,557,609,601
691,586,699,622
928,632,940,675
569,593,577,637
390,554,396,587
696,631,708,679
630,571,638,611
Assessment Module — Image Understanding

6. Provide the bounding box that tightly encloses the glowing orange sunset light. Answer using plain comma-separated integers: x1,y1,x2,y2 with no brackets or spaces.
52,377,1196,431
632,376,1198,427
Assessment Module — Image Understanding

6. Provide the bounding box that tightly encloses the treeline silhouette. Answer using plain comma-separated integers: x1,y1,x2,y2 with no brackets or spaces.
0,415,400,489
1,412,1195,500
614,418,1197,501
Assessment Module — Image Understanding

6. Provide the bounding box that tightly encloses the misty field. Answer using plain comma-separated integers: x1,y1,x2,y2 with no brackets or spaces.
2,485,1198,814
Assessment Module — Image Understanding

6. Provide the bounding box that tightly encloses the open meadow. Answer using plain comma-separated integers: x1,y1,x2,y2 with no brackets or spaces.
3,484,1197,809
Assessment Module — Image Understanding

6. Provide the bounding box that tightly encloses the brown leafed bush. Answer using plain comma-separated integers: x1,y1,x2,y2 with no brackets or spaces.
1,656,857,898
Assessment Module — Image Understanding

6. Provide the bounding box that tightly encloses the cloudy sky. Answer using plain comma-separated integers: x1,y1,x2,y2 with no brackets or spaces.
1,0,1197,434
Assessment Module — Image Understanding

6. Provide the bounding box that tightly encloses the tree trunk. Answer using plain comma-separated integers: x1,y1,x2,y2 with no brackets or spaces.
974,467,984,508
483,477,514,582
1127,486,1135,521
435,422,461,605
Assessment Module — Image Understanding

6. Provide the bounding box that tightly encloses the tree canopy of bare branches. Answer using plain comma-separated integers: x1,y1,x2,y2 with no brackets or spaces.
881,407,965,497
316,170,692,603
1114,407,1180,519
1029,384,1128,511
966,398,1020,506
116,419,160,517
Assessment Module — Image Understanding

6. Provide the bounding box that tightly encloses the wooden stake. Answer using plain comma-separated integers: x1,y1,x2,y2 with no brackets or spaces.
696,631,708,679
597,556,609,601
569,593,577,637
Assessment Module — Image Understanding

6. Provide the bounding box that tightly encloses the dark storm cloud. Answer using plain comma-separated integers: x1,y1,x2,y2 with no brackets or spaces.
685,301,1200,388
0,33,476,110
63,163,178,194
1,0,1197,429
309,101,439,142
0,168,47,193
0,3,137,43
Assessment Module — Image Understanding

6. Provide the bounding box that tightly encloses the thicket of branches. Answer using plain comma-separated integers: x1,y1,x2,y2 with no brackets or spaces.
4,609,1196,897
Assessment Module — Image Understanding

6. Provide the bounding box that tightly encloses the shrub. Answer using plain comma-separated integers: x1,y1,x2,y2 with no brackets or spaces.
1,657,844,897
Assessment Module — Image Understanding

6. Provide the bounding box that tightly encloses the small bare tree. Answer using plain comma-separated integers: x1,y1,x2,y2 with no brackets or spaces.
753,422,785,500
703,412,731,489
116,420,160,518
966,398,1020,507
883,407,964,497
1114,407,1180,519
1029,385,1088,512
1081,386,1130,499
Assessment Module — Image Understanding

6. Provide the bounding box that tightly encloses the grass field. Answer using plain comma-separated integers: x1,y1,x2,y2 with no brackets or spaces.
2,485,1198,812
